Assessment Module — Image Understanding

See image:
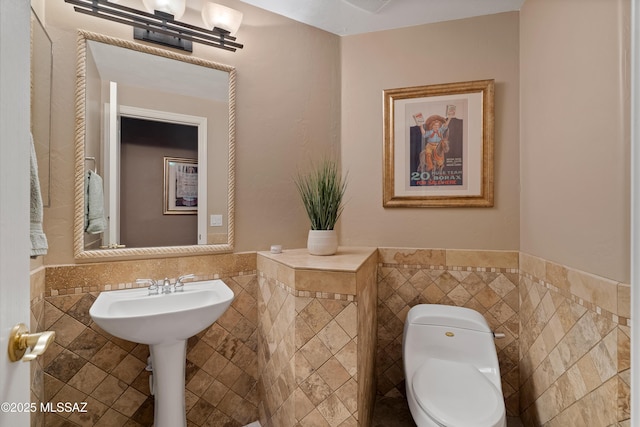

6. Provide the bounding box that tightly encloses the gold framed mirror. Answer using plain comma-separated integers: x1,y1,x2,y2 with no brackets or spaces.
73,30,236,260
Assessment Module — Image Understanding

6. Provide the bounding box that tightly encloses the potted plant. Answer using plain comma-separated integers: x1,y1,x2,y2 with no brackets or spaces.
294,158,347,255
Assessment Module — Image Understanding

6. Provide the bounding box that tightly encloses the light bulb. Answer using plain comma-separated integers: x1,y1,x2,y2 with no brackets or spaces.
141,0,186,19
201,2,243,34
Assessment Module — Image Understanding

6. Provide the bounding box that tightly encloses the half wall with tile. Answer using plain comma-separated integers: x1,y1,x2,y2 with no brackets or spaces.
518,253,630,426
256,247,378,427
375,248,521,416
30,266,46,427
374,247,631,426
32,253,259,427
28,248,631,426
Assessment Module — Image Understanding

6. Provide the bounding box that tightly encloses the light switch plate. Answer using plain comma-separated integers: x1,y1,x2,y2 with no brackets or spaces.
210,214,223,227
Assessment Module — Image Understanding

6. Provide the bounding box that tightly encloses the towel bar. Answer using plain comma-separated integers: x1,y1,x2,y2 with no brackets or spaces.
84,156,96,173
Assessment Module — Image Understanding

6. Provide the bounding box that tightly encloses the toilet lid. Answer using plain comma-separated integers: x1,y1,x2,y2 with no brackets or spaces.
412,358,504,427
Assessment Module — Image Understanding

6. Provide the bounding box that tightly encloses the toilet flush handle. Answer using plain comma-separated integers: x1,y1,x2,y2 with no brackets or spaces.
493,332,506,339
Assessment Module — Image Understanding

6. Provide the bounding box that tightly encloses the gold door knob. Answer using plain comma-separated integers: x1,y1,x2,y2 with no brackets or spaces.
8,323,55,362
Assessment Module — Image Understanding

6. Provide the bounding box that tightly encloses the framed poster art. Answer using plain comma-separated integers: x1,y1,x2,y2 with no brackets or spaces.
383,79,494,207
163,157,198,214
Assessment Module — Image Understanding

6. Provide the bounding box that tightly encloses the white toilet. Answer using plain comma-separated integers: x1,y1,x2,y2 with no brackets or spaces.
402,304,506,427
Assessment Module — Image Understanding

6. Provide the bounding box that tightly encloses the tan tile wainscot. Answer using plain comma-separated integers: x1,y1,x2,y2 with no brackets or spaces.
256,247,378,427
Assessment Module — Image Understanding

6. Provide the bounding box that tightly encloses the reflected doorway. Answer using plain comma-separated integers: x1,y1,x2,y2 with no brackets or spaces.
120,117,198,247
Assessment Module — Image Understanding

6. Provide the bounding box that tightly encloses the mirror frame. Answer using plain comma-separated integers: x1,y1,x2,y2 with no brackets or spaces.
74,30,236,260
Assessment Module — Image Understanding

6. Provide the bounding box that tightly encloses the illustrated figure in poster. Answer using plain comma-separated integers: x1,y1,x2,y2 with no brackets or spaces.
409,104,463,187
418,114,450,174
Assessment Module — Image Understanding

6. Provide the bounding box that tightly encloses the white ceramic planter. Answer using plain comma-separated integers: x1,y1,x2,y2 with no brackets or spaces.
307,229,338,256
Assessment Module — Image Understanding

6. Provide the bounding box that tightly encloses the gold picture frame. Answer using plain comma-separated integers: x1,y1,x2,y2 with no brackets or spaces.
163,157,198,214
383,79,494,207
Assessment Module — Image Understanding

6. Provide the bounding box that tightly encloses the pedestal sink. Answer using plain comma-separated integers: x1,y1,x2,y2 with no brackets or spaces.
89,279,234,427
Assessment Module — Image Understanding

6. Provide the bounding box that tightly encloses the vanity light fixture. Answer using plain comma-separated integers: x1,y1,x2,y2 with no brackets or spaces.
64,0,244,52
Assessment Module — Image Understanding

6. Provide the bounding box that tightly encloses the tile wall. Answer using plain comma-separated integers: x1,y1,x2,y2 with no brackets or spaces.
27,248,632,426
256,248,377,427
31,253,260,427
30,266,46,427
375,248,521,416
518,252,630,426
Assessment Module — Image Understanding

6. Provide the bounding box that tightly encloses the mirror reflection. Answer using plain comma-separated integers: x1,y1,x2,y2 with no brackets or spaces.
74,31,236,260
31,8,52,207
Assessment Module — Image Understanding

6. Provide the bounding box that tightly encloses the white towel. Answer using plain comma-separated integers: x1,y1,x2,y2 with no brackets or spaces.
30,133,48,256
85,170,107,234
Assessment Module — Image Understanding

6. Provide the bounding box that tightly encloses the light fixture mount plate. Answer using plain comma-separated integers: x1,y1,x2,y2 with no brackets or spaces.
134,27,193,52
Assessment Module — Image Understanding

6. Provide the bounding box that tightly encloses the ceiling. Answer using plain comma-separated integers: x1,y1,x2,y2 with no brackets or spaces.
233,0,525,36
120,0,524,37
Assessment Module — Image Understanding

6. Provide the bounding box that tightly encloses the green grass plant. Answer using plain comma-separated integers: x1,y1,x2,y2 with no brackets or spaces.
294,159,347,230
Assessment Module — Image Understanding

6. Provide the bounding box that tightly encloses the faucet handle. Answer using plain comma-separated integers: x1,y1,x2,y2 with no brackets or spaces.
175,274,195,292
136,278,158,295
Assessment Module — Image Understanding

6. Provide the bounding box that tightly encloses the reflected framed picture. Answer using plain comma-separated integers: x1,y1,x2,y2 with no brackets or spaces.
383,79,494,207
163,157,198,214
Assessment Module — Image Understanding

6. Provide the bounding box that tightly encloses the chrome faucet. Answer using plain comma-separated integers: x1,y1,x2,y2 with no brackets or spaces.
160,277,173,294
136,274,196,296
174,274,195,292
136,278,159,295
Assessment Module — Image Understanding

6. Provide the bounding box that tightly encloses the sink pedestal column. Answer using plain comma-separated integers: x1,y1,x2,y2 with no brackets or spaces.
150,341,188,427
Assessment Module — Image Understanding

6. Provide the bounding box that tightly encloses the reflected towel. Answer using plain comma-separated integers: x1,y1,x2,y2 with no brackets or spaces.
85,170,107,234
30,133,48,256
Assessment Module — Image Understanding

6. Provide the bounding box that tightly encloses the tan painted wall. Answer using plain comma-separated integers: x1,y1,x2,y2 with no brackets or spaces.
43,0,340,264
519,0,630,283
40,0,630,286
340,12,521,251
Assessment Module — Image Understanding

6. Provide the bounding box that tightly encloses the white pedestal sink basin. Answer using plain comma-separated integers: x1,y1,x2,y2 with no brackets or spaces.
89,279,234,427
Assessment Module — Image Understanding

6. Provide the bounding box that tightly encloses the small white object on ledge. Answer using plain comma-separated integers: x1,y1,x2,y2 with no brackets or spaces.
270,245,282,254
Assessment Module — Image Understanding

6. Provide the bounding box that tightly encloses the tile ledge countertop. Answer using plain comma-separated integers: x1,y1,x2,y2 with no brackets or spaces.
257,247,377,273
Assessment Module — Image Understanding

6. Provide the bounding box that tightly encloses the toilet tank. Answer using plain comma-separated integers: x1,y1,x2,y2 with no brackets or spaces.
403,304,500,383
406,304,492,332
